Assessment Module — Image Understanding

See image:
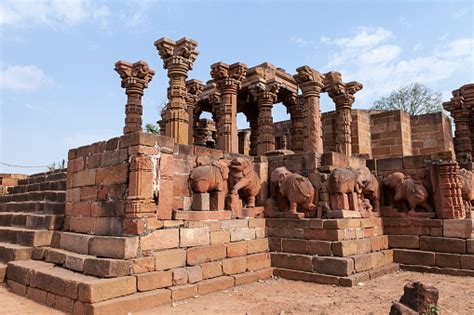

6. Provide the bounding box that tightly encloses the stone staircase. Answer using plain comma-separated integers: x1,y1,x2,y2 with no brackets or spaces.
0,169,66,282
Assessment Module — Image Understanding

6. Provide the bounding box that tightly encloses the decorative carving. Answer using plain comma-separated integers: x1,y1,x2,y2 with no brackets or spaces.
210,62,247,153
459,168,474,203
355,167,380,212
383,172,433,214
270,167,315,214
114,60,155,134
190,160,229,193
155,37,199,144
390,282,439,315
227,158,261,208
328,167,359,211
323,71,363,156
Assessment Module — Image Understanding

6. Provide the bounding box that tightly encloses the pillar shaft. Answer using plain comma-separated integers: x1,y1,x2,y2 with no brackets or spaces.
285,95,304,152
155,37,199,145
114,60,155,135
256,92,276,155
185,80,203,146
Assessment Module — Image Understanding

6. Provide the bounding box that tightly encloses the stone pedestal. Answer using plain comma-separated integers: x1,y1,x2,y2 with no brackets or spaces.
226,194,243,218
192,193,210,211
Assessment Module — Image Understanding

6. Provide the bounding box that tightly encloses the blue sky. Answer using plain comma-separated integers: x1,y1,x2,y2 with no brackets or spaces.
1,0,473,174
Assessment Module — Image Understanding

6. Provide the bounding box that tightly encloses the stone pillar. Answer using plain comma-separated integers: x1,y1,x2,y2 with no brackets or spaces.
443,91,473,168
430,161,466,219
284,93,304,152
114,60,155,134
210,62,247,153
324,72,363,156
238,131,251,155
250,83,279,155
155,37,199,144
294,66,325,153
185,79,203,145
126,155,154,217
247,110,259,156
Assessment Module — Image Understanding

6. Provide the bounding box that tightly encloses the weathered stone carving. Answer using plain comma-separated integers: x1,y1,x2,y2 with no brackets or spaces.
270,167,315,214
459,168,474,202
155,37,199,145
185,79,204,144
384,172,433,213
227,157,261,208
114,60,155,134
390,282,439,315
190,161,229,193
356,167,380,212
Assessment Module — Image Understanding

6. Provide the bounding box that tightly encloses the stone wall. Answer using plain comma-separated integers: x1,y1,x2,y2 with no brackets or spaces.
410,112,454,156
370,110,412,159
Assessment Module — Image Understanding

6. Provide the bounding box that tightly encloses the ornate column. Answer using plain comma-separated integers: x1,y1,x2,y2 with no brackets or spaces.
283,93,304,152
324,72,363,156
250,82,279,155
114,60,155,134
294,66,325,153
155,37,199,144
443,90,473,168
185,79,203,145
210,62,247,153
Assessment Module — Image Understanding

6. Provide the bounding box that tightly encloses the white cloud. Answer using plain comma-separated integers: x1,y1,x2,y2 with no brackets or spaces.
0,65,55,92
0,0,110,29
321,27,393,48
290,37,316,48
450,8,467,19
318,26,473,105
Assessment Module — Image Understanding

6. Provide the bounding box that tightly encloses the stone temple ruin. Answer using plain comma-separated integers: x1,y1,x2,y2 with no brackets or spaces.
0,37,473,314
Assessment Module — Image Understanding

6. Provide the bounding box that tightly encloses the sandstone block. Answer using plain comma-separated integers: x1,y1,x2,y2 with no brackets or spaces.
172,268,188,285
180,227,210,247
226,241,248,257
247,239,269,254
197,276,234,295
26,287,47,305
130,257,155,274
89,236,139,259
370,235,389,252
306,240,332,255
84,288,171,315
78,276,136,303
140,229,179,251
271,253,312,272
313,256,354,276
460,255,474,270
201,261,223,280
233,271,259,285
221,219,248,231
64,252,89,272
192,193,210,211
248,218,266,228
282,239,307,254
443,219,473,238
95,164,128,186
83,258,131,277
468,239,474,254
332,239,371,257
7,280,27,296
435,253,460,268
154,249,186,271
247,253,271,271
210,231,230,244
137,271,172,291
59,232,92,255
388,235,420,249
393,249,435,266
187,265,202,283
73,169,96,187
171,284,198,301
230,228,255,242
187,244,226,265
222,257,247,275
419,236,466,254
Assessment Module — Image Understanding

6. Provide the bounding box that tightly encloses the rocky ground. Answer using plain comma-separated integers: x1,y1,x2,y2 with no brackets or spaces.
1,270,472,314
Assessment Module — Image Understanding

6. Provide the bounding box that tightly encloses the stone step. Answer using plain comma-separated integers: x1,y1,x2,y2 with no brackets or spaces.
0,227,53,247
270,249,394,277
34,247,132,277
6,260,138,312
0,242,33,263
0,212,64,230
273,263,400,287
9,180,66,194
394,248,474,270
0,201,64,214
17,170,66,186
0,263,6,283
0,190,66,204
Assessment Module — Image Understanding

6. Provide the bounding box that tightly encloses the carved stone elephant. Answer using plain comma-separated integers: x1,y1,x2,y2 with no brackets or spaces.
270,167,315,214
328,167,358,194
459,168,474,202
355,167,380,212
228,157,261,208
384,172,432,213
190,160,229,193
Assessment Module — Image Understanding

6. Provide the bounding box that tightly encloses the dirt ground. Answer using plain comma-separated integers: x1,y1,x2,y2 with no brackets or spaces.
1,271,473,314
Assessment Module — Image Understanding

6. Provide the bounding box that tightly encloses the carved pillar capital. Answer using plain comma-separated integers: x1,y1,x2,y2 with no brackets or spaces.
294,65,325,95
185,79,204,105
154,37,199,72
115,60,155,134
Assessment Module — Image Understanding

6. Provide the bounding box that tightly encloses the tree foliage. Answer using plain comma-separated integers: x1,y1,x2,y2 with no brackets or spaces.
371,83,442,116
145,123,160,134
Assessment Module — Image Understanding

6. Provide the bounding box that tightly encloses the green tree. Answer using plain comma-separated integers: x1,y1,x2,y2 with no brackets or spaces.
145,123,160,134
371,83,442,116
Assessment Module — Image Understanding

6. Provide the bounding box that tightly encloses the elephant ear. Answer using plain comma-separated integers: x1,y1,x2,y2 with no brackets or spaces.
242,159,252,176
213,161,229,180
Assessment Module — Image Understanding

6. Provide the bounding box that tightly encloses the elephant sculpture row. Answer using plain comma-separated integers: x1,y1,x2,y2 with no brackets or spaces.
190,157,261,209
383,172,432,213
